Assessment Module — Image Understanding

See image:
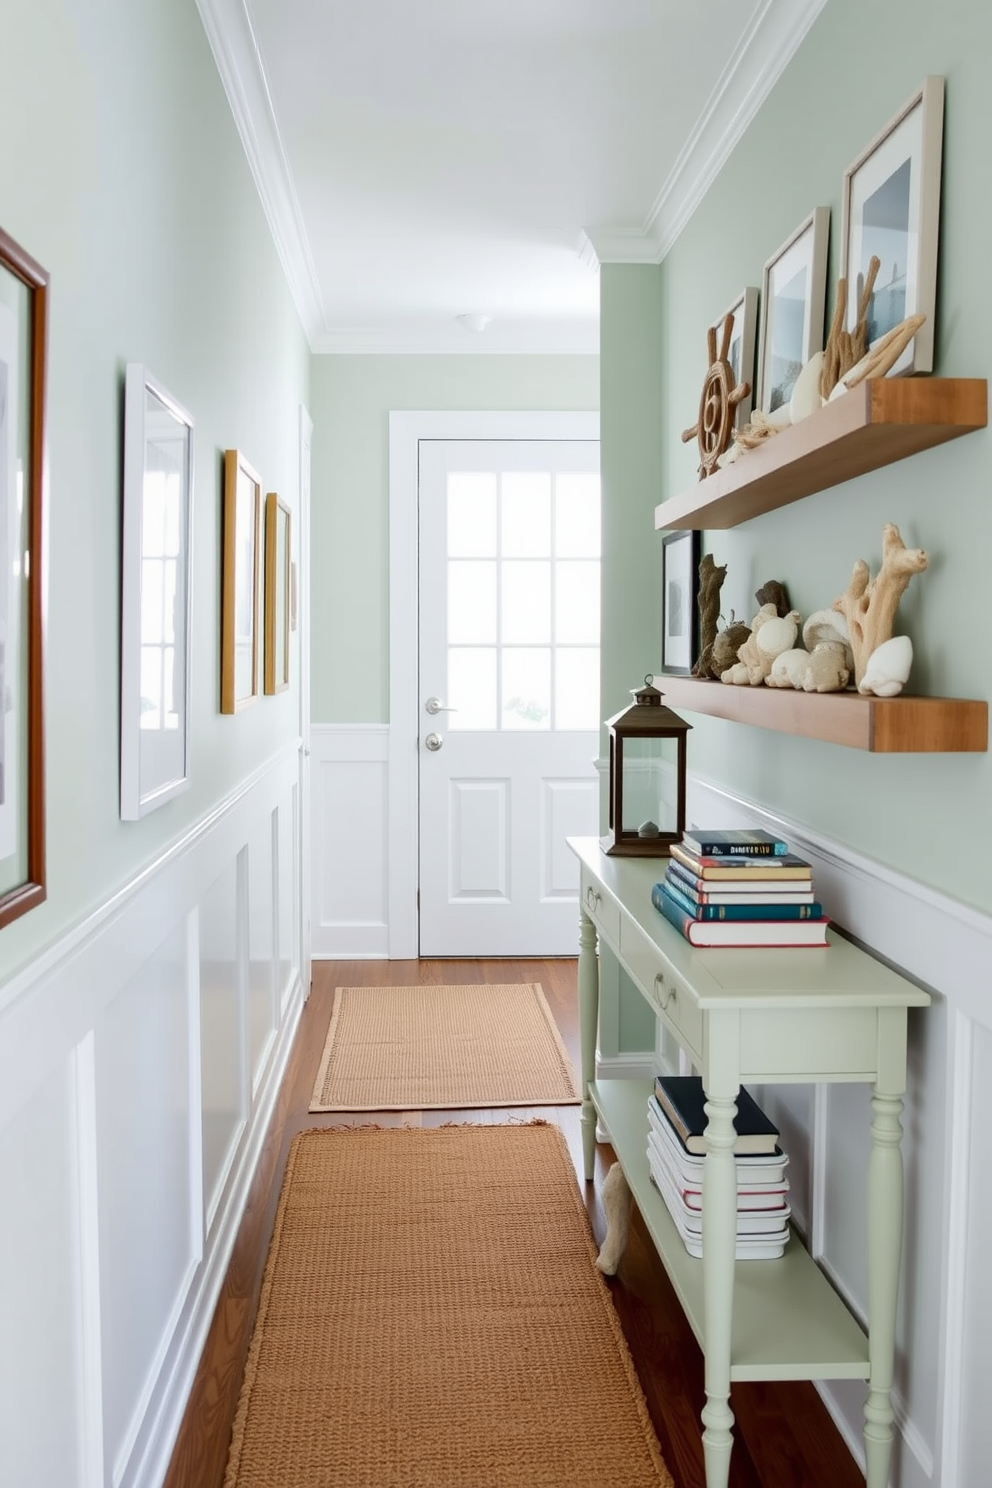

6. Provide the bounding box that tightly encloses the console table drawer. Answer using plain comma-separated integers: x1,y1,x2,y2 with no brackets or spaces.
581,870,621,943
620,917,704,1057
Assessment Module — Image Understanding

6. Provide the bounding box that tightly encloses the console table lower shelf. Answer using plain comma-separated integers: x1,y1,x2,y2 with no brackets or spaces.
591,1077,869,1382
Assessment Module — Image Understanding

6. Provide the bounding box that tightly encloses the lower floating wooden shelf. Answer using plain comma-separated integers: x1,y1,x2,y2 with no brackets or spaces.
657,676,988,753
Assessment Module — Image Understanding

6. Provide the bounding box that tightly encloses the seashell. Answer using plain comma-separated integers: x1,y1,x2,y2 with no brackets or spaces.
789,352,825,423
858,636,913,697
803,608,854,672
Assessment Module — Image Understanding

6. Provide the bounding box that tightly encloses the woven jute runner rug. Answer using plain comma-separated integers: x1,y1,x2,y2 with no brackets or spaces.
309,982,581,1111
223,1124,672,1488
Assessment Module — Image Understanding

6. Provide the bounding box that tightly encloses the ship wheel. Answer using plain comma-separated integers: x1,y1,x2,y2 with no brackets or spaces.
681,313,751,479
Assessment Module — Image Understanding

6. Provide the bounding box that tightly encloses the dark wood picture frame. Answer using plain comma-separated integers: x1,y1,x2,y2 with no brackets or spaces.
661,529,701,676
0,225,47,930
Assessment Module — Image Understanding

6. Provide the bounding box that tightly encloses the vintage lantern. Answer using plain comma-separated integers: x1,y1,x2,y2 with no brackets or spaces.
602,675,691,856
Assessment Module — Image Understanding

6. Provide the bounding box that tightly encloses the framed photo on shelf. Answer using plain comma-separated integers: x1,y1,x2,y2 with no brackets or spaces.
840,76,944,377
264,492,291,694
221,448,263,713
661,529,701,676
756,207,829,415
712,287,758,427
0,225,47,931
120,365,194,819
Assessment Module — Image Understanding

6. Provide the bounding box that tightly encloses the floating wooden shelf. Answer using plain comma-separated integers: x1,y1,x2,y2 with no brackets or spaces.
657,677,988,753
656,377,988,531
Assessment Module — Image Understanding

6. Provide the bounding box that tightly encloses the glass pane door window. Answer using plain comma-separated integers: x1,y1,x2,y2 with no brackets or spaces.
445,469,600,732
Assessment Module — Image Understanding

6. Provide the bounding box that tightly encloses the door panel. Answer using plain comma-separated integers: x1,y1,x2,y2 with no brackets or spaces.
418,439,600,955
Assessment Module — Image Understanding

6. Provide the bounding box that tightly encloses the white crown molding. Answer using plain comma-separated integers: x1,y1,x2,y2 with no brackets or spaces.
194,0,326,344
311,320,600,356
584,0,829,266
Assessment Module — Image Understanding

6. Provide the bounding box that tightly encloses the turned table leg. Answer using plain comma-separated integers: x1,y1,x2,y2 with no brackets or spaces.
700,1088,739,1488
578,908,599,1182
863,1083,905,1488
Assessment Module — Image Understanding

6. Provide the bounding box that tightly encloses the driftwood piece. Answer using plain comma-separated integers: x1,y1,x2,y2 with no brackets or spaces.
820,256,880,399
836,313,927,392
832,523,928,686
754,580,792,618
692,554,727,676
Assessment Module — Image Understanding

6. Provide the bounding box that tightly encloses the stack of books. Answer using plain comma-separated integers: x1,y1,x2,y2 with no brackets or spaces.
652,828,829,946
647,1074,791,1259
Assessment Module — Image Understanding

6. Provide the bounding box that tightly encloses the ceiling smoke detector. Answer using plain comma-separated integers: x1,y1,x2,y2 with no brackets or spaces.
456,313,492,333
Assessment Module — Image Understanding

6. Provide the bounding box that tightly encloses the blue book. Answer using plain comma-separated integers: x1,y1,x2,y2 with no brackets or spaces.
653,883,829,947
658,875,823,922
666,857,815,904
682,828,789,857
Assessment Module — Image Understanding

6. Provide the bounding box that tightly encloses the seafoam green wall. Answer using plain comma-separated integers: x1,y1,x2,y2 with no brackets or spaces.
649,0,991,915
0,0,309,979
307,354,598,724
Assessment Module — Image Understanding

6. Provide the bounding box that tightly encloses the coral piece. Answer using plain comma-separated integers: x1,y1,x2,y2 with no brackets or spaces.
732,408,788,452
692,554,727,676
699,617,751,680
681,314,752,479
858,635,913,697
766,648,811,690
721,604,800,686
803,609,854,674
832,524,928,687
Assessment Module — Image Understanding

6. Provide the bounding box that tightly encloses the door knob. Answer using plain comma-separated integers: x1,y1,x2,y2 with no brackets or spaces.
425,696,457,715
424,732,444,752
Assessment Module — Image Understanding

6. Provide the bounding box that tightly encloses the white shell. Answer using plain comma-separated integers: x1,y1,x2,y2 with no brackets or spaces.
803,608,854,672
789,352,825,423
858,636,913,697
764,401,793,427
766,649,809,689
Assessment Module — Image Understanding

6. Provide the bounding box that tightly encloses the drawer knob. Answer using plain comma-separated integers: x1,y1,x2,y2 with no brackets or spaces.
586,886,601,911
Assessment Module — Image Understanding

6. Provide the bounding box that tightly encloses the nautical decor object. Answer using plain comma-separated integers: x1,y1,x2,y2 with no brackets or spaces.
602,676,691,856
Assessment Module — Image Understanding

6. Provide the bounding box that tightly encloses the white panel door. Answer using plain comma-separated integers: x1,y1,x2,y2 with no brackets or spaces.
418,439,600,956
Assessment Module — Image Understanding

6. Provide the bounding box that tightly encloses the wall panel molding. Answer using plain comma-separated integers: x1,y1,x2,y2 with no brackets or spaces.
311,725,390,959
0,744,304,1488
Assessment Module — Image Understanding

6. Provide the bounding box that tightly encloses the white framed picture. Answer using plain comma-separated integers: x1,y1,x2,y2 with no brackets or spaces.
840,76,944,376
756,207,830,415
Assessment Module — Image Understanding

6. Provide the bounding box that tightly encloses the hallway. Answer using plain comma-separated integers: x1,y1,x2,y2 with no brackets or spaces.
165,960,865,1488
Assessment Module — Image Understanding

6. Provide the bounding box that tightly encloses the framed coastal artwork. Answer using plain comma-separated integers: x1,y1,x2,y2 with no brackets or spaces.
661,529,701,676
756,207,829,416
712,287,758,427
264,492,291,694
840,76,944,376
0,225,47,930
221,448,263,713
120,365,194,818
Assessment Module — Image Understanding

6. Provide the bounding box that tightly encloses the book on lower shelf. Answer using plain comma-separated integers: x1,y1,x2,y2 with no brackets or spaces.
646,1097,789,1192
646,1084,792,1260
654,1074,780,1155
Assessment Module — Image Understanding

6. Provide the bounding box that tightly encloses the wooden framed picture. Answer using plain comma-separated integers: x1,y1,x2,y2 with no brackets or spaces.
221,449,262,713
840,76,944,376
264,492,291,694
712,287,758,428
120,365,194,818
756,207,830,415
0,225,47,930
661,529,701,676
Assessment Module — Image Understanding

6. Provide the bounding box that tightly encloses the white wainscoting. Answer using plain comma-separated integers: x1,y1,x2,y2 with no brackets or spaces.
311,725,390,959
0,743,304,1488
682,774,992,1488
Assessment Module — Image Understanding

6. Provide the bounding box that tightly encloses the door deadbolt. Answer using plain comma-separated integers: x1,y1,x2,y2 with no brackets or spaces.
424,732,443,752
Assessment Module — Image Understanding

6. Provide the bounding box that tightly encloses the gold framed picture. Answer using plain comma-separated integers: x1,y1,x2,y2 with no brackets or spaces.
264,492,291,694
221,449,262,713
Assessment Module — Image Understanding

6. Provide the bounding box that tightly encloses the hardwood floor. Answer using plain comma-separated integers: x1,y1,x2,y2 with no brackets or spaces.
165,959,866,1488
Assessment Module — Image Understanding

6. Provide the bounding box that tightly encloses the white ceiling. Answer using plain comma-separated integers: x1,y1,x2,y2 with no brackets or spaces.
196,0,827,353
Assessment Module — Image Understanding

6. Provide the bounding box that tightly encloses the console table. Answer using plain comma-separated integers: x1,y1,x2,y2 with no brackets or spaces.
567,836,930,1488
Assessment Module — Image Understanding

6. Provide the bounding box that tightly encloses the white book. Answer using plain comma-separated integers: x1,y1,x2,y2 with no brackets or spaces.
648,1160,790,1260
648,1133,791,1221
